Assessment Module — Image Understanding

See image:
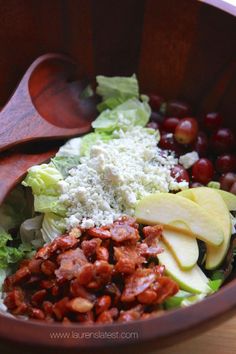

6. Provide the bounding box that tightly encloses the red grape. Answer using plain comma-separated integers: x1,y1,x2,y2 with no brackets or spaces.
220,172,236,191
148,94,164,111
162,117,180,133
159,133,182,155
150,111,165,125
204,112,223,131
210,128,235,154
147,122,159,130
193,132,208,157
192,158,214,185
171,165,190,183
174,118,199,145
165,100,191,118
215,154,236,173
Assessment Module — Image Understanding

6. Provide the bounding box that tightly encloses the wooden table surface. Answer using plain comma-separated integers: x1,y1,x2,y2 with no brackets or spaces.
152,315,236,354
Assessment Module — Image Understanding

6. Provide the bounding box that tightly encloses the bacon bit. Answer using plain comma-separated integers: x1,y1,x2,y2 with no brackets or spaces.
96,246,109,261
137,289,157,304
105,283,121,304
87,227,111,239
143,225,163,239
29,308,46,320
41,260,57,276
4,288,25,310
77,263,94,285
28,259,43,274
9,267,31,286
81,238,102,258
55,248,88,280
52,297,70,320
36,234,79,259
110,223,139,243
153,276,179,304
76,310,94,324
70,279,95,302
121,269,156,302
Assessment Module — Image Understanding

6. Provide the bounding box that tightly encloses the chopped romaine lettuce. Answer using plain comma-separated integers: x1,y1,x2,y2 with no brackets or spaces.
34,195,66,216
164,290,193,309
41,213,66,243
80,132,113,156
96,75,139,111
20,215,44,249
51,156,80,177
56,137,82,157
22,164,63,196
0,186,32,232
0,230,33,269
92,98,151,133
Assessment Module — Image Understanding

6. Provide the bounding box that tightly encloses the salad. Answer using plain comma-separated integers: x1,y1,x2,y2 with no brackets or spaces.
0,75,236,324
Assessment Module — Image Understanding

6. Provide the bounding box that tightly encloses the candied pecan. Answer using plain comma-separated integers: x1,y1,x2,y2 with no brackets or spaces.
104,283,121,304
55,248,88,280
9,267,31,286
96,246,109,261
115,216,138,228
42,301,53,316
28,259,43,274
31,289,47,306
40,279,56,289
52,297,70,320
114,245,145,273
41,260,57,276
96,307,118,324
87,227,111,239
110,223,139,243
81,238,102,258
118,305,143,322
95,295,111,315
29,308,45,320
4,288,25,310
94,260,113,284
121,269,156,302
51,285,60,297
67,297,94,313
115,257,136,274
70,279,95,302
12,302,28,316
77,263,94,285
76,310,94,324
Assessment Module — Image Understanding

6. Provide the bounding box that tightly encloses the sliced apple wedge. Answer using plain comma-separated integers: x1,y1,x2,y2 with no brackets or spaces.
178,187,231,270
178,188,236,211
217,189,236,211
162,222,199,270
158,242,211,294
135,193,224,246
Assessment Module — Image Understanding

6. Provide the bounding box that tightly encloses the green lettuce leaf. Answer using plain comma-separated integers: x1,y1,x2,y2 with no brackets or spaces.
164,290,192,309
22,164,63,196
20,215,44,249
80,132,113,156
96,74,139,111
0,230,33,269
34,195,66,216
0,186,32,232
51,156,80,177
41,213,66,243
92,98,151,133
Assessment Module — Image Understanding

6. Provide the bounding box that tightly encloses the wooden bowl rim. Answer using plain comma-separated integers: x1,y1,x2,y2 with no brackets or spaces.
0,277,236,349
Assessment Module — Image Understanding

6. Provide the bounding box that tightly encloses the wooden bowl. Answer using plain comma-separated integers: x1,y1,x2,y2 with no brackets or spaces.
0,0,236,353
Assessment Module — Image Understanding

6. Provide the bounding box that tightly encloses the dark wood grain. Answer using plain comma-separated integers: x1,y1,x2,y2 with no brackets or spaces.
0,148,57,205
0,53,96,152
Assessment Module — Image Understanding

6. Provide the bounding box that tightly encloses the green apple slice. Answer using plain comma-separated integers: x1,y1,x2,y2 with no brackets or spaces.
217,189,236,211
135,193,224,246
162,221,199,270
178,187,231,270
178,188,236,211
158,242,211,294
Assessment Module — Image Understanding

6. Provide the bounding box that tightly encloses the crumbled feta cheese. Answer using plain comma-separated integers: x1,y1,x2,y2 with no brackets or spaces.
179,151,199,169
61,127,188,229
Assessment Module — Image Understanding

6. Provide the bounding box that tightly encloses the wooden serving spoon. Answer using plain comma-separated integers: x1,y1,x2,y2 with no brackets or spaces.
0,53,97,152
0,146,58,205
